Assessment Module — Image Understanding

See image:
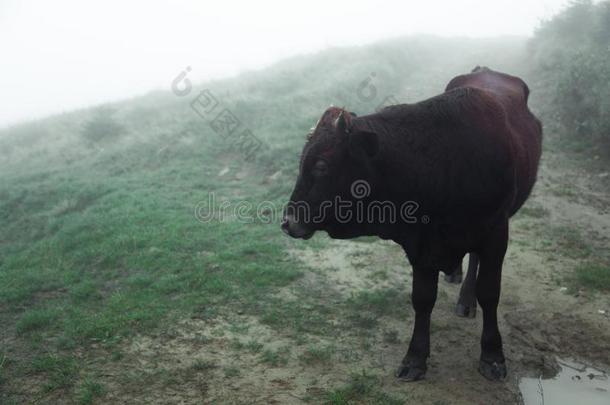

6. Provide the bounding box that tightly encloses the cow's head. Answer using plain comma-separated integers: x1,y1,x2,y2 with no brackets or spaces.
281,107,379,240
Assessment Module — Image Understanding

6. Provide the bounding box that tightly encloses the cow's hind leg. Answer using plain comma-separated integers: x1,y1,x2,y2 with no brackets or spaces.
396,267,438,382
476,220,508,380
456,253,479,318
444,259,463,284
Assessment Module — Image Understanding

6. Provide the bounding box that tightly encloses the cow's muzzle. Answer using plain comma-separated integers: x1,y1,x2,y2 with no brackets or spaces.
281,213,315,240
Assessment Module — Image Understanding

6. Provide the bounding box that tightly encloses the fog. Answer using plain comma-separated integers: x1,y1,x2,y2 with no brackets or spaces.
1,0,569,128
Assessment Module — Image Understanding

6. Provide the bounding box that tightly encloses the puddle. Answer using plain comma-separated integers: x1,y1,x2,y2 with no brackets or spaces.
520,358,610,405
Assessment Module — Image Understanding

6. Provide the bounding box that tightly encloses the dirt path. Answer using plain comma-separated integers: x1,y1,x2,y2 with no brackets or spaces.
97,151,609,405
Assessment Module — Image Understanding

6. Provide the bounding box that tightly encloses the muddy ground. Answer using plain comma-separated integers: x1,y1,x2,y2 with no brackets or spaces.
87,151,610,405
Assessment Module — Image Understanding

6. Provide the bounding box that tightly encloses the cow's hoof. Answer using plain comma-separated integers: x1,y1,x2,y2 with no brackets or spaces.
478,359,507,381
395,363,426,382
456,303,476,318
444,272,462,284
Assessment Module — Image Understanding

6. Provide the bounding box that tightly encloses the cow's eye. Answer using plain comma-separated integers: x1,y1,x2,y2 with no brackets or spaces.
312,160,328,177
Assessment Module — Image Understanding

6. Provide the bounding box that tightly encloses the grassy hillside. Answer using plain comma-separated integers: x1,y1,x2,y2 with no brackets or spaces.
1,34,608,404
0,36,529,403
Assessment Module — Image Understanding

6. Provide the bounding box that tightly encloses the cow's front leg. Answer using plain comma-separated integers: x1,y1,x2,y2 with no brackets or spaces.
396,267,438,381
477,221,508,380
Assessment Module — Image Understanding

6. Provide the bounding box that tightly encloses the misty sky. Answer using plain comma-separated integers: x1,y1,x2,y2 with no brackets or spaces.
0,0,571,128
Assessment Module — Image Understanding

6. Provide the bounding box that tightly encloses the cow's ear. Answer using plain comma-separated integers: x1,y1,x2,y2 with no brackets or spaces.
333,111,352,134
348,130,378,160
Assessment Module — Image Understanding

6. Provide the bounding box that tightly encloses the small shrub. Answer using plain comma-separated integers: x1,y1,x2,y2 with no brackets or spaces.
81,107,126,144
530,0,610,154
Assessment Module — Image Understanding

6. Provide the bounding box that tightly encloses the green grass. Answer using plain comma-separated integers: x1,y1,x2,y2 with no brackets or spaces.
76,378,105,405
538,225,592,259
0,141,305,399
260,297,335,336
299,345,335,365
574,262,610,292
260,347,290,367
517,204,550,219
324,372,405,405
348,313,379,330
245,339,264,354
223,366,241,378
232,338,265,353
347,288,409,318
16,308,60,334
534,224,610,292
382,329,400,344
342,288,409,332
30,354,78,392
192,359,217,371
0,353,6,388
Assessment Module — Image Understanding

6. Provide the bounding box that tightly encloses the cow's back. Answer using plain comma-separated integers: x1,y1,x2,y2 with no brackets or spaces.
445,67,542,215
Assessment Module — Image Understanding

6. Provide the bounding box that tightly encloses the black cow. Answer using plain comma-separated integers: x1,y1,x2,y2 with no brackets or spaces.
282,67,542,381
